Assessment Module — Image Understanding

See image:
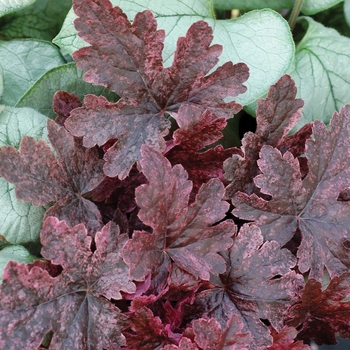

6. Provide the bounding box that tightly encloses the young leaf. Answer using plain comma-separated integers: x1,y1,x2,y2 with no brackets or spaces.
0,119,105,234
166,104,241,197
286,273,350,345
122,145,235,282
194,224,303,349
224,74,306,197
0,217,135,349
233,104,350,280
268,326,311,350
65,0,249,178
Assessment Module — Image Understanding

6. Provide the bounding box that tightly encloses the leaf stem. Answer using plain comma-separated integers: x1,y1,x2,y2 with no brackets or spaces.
288,0,304,31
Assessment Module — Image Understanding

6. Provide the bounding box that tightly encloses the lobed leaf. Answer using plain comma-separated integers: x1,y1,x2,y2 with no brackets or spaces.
0,119,105,234
64,0,249,178
0,217,135,349
233,104,350,280
122,145,235,281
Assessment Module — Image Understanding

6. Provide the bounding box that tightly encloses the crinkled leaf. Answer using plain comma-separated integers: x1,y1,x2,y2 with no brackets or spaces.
54,1,293,106
286,273,350,345
224,75,306,197
166,105,241,197
268,326,311,350
233,105,350,280
0,0,36,16
123,146,235,282
194,224,303,349
290,17,350,131
0,0,71,41
0,119,105,234
0,245,36,282
0,39,65,106
16,62,119,119
0,217,134,348
65,0,249,178
0,106,50,244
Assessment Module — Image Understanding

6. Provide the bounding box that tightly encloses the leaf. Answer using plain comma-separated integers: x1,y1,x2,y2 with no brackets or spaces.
0,119,105,234
0,245,36,282
0,217,134,348
289,17,350,131
0,0,36,16
0,0,71,41
165,104,241,197
194,224,303,349
286,273,350,345
122,145,235,282
65,0,249,178
233,104,350,280
16,62,119,119
268,326,311,350
224,75,306,197
54,0,293,106
0,106,50,244
213,0,343,15
0,39,65,106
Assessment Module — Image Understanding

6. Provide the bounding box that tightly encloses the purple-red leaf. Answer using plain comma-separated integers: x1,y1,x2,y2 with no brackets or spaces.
65,0,249,178
194,224,303,349
0,217,135,349
0,119,105,233
268,326,311,350
224,75,306,196
233,104,350,280
122,145,235,282
285,273,350,345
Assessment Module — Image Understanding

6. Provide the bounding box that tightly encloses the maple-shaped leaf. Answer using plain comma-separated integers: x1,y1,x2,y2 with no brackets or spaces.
65,0,249,179
285,273,350,346
0,217,135,349
268,326,311,350
122,145,235,282
224,75,309,196
232,104,350,280
193,224,304,349
165,105,241,198
0,119,105,234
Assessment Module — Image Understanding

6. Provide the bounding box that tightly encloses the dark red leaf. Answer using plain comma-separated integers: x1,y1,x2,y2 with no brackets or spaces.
268,326,311,350
233,104,350,280
224,75,305,196
194,224,303,348
0,119,105,234
53,90,82,126
122,145,235,282
286,273,350,345
65,0,249,178
0,217,135,349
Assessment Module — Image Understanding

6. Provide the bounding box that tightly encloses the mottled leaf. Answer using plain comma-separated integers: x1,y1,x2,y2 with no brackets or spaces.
65,0,248,178
194,224,303,349
123,145,235,281
268,326,311,350
233,105,350,280
286,273,350,345
224,75,306,197
0,119,105,234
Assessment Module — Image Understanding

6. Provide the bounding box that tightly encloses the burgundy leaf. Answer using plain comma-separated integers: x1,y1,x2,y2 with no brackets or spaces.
53,90,82,126
268,326,311,350
285,273,350,345
233,104,350,280
0,119,105,233
224,75,305,196
0,217,136,349
122,145,235,282
65,0,249,178
165,105,241,198
194,224,303,349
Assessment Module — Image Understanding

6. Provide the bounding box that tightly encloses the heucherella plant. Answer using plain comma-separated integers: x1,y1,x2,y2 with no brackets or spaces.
0,0,350,348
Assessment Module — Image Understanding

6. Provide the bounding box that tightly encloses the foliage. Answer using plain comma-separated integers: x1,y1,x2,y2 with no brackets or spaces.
0,0,350,348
